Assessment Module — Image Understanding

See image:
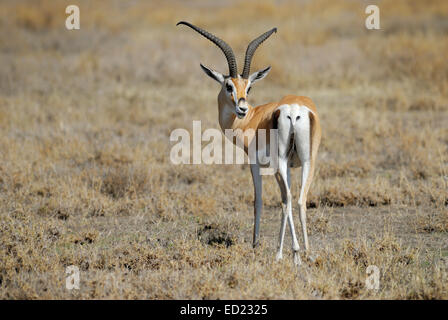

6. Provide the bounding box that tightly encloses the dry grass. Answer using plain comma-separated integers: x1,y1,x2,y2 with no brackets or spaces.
0,0,447,299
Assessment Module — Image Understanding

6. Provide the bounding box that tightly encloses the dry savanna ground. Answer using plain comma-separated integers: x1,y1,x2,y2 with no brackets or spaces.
0,0,447,299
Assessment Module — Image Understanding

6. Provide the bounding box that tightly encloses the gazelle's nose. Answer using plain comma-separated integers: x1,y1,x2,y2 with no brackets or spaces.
236,99,248,119
238,98,248,112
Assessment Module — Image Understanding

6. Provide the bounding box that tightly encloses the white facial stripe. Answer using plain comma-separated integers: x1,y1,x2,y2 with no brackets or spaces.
246,81,252,95
226,81,237,104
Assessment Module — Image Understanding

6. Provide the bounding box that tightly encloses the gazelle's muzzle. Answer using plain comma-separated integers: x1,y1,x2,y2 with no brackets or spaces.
236,98,248,118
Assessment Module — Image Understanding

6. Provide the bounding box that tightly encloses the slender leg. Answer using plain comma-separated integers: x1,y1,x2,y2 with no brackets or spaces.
294,111,317,254
298,161,314,252
250,163,262,248
275,170,301,265
275,158,293,261
274,173,287,218
286,167,301,265
274,172,287,261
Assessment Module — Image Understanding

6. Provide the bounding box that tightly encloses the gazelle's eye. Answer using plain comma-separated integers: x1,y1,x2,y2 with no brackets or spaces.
247,87,251,94
226,84,233,92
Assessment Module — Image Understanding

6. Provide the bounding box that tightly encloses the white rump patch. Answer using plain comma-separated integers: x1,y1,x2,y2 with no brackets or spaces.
275,104,312,167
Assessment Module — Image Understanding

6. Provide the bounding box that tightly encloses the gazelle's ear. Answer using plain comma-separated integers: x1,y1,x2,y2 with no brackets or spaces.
249,66,271,84
200,64,225,84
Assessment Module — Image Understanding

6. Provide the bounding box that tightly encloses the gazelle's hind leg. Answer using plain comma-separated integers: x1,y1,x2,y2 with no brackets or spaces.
293,108,314,252
276,103,321,259
297,161,314,251
275,169,301,265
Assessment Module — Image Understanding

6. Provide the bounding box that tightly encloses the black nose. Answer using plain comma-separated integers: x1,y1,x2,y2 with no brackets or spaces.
238,98,246,104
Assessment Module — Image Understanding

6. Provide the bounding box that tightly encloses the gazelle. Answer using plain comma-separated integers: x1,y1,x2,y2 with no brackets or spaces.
177,21,321,265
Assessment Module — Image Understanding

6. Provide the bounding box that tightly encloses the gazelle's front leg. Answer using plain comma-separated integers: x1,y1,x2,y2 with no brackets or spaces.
250,163,262,248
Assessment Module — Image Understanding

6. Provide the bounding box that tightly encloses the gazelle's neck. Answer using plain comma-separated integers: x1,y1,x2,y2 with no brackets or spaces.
217,90,253,133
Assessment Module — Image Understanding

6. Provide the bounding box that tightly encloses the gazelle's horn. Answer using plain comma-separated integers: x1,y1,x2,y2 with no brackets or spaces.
177,21,238,78
242,28,277,79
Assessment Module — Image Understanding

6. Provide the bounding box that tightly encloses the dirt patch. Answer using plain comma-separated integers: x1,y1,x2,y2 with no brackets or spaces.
197,224,234,248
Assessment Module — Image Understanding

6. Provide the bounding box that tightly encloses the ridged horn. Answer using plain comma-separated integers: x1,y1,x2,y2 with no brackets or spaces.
177,21,238,78
242,27,277,79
